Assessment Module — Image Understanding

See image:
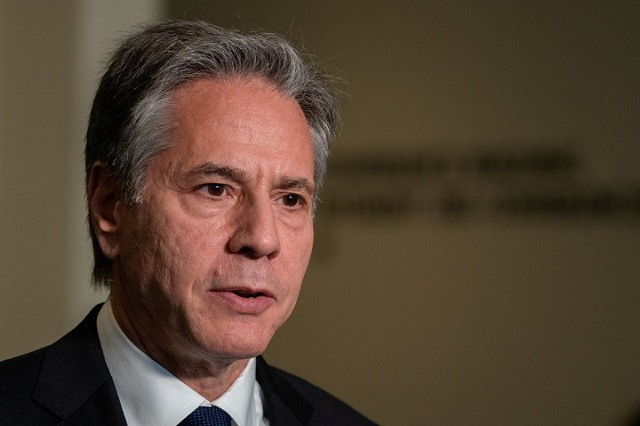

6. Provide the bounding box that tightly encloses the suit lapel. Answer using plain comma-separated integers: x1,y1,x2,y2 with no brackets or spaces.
31,304,127,425
256,356,313,425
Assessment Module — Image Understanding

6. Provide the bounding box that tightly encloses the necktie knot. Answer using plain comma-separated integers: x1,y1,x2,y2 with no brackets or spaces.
178,406,231,426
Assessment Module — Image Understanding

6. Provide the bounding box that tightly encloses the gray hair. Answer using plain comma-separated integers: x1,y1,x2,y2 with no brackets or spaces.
86,20,340,287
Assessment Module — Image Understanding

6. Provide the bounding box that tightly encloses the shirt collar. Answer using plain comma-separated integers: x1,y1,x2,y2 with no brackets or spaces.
96,299,260,426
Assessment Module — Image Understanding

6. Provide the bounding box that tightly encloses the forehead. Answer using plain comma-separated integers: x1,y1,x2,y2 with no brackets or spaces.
155,76,313,179
174,76,306,138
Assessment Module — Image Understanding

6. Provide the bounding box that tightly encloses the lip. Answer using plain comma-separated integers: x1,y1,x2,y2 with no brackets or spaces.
209,287,275,315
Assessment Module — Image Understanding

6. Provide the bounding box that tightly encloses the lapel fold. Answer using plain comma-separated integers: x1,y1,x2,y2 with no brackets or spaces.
31,304,126,424
256,356,313,425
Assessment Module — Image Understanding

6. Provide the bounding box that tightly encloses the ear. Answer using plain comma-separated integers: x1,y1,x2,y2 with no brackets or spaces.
87,162,123,260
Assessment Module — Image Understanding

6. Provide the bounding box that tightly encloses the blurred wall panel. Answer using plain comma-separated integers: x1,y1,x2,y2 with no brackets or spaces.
0,1,162,359
167,2,640,424
0,0,76,360
64,0,164,337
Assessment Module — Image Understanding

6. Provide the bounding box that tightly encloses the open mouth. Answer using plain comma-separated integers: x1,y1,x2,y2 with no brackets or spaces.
232,290,264,299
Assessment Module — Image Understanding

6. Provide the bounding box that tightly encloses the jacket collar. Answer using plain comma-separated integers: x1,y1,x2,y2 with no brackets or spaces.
31,304,127,424
256,355,313,425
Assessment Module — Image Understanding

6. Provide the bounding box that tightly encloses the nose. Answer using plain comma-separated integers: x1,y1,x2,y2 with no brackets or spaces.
228,197,281,259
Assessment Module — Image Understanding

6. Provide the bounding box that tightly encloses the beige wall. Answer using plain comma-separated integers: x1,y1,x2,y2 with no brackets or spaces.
167,2,640,425
1,0,76,358
0,1,162,356
2,1,639,425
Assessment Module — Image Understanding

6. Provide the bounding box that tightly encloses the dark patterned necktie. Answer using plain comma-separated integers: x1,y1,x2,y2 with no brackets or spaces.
178,406,231,426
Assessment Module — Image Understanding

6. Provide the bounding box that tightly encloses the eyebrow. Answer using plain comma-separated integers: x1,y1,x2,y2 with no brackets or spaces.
276,177,315,196
183,162,247,183
182,162,315,194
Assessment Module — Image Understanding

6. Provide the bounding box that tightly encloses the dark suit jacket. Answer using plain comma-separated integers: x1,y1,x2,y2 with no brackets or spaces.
0,305,375,425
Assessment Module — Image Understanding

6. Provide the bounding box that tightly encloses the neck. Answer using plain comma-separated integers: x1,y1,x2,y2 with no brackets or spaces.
108,292,248,401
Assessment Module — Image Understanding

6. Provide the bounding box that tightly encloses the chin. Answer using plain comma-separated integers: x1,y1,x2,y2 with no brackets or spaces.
205,340,269,363
197,323,275,361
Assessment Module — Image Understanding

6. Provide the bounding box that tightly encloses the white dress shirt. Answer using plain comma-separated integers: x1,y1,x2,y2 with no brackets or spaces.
96,299,268,426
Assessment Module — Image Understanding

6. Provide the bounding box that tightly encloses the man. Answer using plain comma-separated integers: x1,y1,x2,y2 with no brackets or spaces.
0,20,374,425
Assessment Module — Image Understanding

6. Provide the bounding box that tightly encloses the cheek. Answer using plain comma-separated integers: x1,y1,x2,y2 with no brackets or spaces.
124,209,199,289
297,226,314,270
159,215,238,296
156,223,214,286
282,226,314,289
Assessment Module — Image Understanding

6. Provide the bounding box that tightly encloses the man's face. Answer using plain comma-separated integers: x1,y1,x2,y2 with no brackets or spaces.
111,77,315,364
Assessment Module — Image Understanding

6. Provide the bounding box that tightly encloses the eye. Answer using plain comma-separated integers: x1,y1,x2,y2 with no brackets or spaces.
280,193,303,207
200,183,227,197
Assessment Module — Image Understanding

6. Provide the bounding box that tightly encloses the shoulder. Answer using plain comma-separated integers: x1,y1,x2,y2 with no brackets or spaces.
257,357,376,425
267,364,358,412
0,305,113,424
0,347,46,394
0,348,58,424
